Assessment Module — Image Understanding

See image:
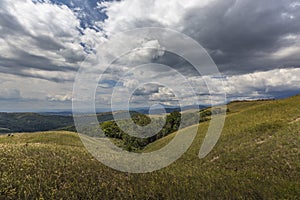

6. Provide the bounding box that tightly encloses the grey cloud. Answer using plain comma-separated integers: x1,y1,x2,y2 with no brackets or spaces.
0,13,29,36
133,83,160,96
0,66,74,83
0,51,78,83
0,0,86,82
182,0,300,74
32,35,65,51
1,0,300,111
0,89,21,100
107,0,300,75
100,0,300,75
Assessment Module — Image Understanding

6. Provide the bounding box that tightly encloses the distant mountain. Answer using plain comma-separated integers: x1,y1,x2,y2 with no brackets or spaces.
39,111,73,116
0,110,144,134
132,104,207,115
0,113,74,134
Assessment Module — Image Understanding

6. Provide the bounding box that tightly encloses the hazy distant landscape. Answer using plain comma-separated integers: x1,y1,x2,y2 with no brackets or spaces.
0,107,189,134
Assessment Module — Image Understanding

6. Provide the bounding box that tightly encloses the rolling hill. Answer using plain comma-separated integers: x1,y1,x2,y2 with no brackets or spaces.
0,95,299,199
0,111,142,134
0,113,74,133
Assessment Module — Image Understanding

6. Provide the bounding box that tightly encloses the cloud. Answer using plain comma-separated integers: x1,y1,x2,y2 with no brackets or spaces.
99,0,300,74
47,93,72,102
182,0,300,73
1,0,300,110
270,34,300,60
134,83,160,96
0,72,73,111
125,40,165,63
98,0,213,35
107,67,300,107
190,67,300,101
0,0,91,81
149,87,177,102
0,89,21,100
223,68,300,99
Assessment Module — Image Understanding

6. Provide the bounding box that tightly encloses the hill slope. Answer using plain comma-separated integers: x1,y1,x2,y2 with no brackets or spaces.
0,95,299,199
0,113,74,133
0,111,141,134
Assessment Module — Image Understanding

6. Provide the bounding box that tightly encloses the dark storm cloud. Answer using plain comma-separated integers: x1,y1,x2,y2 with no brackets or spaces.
113,0,300,76
181,0,300,74
97,0,300,76
152,52,201,77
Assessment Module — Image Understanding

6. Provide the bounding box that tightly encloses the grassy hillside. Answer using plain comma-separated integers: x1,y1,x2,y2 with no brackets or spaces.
0,95,300,199
0,113,74,134
0,111,141,134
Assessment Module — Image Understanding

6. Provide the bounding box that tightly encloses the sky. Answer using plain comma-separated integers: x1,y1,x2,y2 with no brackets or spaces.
0,0,300,112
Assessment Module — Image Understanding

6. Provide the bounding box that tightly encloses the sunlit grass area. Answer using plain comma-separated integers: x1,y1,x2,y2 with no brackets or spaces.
1,95,300,199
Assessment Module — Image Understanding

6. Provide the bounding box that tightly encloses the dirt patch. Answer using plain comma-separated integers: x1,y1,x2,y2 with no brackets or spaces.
289,117,300,124
256,140,266,144
210,155,220,162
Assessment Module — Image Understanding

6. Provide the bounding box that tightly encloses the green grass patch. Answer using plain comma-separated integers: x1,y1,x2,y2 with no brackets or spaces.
0,95,300,199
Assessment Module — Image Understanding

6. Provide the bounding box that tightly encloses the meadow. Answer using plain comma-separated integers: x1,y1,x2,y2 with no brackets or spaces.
0,95,299,199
